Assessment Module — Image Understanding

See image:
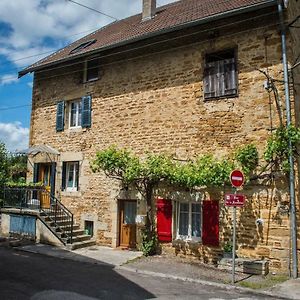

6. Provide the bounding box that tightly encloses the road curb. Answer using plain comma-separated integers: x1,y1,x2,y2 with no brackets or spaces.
117,265,292,300
14,246,294,300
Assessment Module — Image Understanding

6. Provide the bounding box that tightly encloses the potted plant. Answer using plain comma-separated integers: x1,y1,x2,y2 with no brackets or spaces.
223,242,233,258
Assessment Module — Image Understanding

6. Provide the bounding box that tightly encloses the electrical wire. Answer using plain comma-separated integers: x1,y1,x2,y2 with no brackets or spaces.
1,9,279,84
0,104,31,111
1,0,276,74
0,26,106,69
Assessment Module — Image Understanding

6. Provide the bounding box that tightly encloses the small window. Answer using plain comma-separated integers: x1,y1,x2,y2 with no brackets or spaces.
62,161,79,192
69,100,82,128
203,49,238,99
69,39,97,55
85,220,94,237
84,58,99,82
176,202,201,241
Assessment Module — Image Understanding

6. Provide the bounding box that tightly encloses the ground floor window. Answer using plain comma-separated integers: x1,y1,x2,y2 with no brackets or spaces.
62,161,79,191
175,202,201,241
85,220,94,237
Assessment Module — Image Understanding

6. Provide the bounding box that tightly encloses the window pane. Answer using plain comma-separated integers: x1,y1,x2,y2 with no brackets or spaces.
78,102,82,127
67,163,75,188
179,203,189,236
87,59,99,81
124,202,137,224
70,103,77,127
192,203,201,237
70,101,81,127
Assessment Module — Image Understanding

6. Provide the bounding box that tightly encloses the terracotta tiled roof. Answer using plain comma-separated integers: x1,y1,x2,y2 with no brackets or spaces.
19,0,276,76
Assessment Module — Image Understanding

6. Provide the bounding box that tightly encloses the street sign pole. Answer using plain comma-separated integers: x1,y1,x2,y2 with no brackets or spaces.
232,189,237,284
228,169,245,285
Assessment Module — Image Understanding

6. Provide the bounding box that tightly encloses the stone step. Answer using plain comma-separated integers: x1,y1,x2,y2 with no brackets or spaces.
67,239,96,250
218,257,269,275
70,234,92,243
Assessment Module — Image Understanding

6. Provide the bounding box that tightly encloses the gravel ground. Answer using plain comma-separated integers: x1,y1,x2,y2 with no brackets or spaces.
124,254,281,286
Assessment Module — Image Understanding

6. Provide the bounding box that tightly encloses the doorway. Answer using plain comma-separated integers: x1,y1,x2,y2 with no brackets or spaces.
118,200,137,248
38,164,52,209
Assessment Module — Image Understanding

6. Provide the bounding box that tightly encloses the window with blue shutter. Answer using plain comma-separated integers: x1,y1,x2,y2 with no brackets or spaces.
81,95,92,128
56,101,65,132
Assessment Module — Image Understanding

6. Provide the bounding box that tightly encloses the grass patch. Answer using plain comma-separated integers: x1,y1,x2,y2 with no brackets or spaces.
238,274,289,290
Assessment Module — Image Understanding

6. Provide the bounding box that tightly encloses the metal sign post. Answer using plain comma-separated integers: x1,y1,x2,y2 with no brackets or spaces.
227,169,245,285
232,193,237,285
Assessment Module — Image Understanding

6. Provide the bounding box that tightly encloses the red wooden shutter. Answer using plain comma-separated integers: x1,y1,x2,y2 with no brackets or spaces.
202,200,219,247
156,198,172,242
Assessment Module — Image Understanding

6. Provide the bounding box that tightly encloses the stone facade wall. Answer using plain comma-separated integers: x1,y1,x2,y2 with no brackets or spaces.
29,18,299,272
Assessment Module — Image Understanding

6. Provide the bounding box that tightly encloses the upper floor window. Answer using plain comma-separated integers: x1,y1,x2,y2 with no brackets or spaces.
56,95,92,132
69,100,82,128
203,49,238,100
84,58,99,82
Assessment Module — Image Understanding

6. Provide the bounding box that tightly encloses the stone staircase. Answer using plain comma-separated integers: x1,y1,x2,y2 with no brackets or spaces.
39,211,96,250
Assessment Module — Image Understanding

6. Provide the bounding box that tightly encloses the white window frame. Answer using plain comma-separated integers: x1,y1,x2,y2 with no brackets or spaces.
69,100,82,128
175,201,201,242
65,162,78,192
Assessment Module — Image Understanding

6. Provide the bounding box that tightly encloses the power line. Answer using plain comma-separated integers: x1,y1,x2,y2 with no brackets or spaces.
1,0,242,73
67,0,118,21
0,104,31,111
1,9,279,84
0,27,104,70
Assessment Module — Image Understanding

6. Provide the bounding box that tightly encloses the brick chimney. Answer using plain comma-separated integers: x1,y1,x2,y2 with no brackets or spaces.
142,0,156,21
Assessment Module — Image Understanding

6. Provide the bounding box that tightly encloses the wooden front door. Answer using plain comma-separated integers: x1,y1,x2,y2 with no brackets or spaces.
119,201,137,248
39,164,51,209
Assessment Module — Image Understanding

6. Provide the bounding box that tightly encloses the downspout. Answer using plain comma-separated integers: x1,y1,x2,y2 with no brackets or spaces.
278,0,298,278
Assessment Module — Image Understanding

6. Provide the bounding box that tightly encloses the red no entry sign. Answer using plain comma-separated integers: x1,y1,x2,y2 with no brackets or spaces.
225,194,245,207
230,170,244,188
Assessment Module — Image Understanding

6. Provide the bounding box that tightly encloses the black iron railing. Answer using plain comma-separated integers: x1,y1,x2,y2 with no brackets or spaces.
1,186,74,244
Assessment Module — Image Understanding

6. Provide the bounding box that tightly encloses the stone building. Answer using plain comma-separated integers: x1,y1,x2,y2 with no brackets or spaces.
12,0,300,273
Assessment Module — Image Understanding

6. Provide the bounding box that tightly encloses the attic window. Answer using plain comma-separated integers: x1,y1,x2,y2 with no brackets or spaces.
69,39,97,55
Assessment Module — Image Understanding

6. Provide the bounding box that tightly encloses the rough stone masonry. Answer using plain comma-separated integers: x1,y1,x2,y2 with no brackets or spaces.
28,9,300,273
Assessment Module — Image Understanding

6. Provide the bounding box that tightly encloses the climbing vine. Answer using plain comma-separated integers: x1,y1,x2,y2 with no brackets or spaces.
91,127,299,255
264,125,300,172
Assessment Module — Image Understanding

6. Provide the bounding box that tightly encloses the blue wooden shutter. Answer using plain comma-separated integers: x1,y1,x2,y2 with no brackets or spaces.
81,96,92,128
56,101,65,132
50,162,56,197
33,163,40,183
61,162,66,191
75,162,79,191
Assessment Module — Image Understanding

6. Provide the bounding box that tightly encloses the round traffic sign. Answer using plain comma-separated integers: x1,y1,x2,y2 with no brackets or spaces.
230,170,244,188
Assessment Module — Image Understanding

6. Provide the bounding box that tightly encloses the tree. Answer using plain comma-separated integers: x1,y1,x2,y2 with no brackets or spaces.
91,145,257,255
0,142,9,187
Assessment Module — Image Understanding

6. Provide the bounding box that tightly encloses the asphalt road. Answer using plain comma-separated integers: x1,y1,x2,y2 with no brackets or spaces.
0,247,277,300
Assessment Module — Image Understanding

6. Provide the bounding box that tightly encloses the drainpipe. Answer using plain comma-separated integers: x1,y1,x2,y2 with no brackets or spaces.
278,0,298,278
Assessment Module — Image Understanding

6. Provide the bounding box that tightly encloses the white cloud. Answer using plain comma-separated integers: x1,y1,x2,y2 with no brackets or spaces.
0,0,177,69
27,82,33,88
0,74,18,85
0,122,29,152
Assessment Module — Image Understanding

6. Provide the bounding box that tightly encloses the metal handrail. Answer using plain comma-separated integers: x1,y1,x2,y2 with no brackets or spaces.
2,186,74,244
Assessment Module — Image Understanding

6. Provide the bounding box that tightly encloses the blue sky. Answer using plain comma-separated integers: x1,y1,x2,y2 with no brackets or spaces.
0,0,176,152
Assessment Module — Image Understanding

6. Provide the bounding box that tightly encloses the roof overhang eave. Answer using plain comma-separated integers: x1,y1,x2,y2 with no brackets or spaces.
18,0,278,78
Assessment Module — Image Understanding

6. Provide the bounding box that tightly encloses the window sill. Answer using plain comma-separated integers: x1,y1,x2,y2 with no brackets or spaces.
203,94,238,101
66,127,87,134
173,238,201,244
83,78,98,84
61,190,81,197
